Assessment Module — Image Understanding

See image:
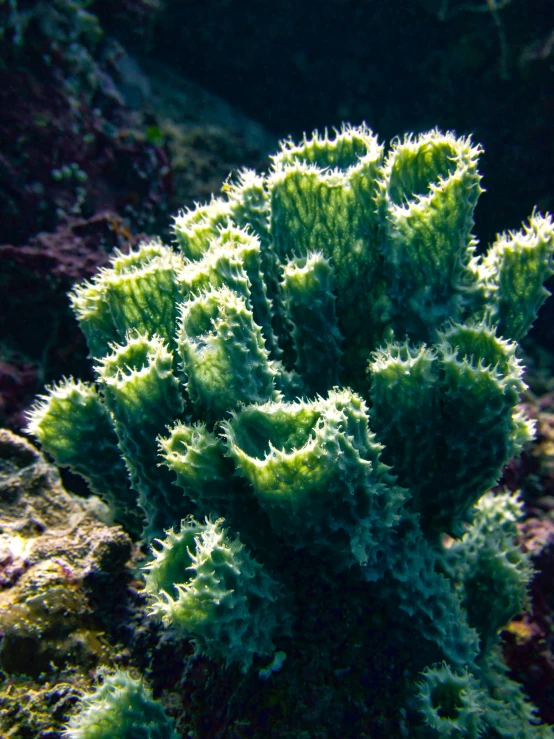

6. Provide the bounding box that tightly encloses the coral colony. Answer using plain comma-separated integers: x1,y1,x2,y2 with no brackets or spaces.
28,125,554,736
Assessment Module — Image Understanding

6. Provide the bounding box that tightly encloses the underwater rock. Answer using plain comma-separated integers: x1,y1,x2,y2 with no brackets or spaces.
0,429,133,738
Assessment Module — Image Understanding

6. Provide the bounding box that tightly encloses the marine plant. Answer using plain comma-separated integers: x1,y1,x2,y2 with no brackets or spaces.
28,124,554,736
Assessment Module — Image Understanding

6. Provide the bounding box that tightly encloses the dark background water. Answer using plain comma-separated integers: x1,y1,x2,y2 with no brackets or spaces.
113,0,554,242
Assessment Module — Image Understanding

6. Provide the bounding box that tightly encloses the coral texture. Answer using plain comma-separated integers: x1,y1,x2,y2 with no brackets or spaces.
144,516,290,672
64,670,178,739
28,124,554,736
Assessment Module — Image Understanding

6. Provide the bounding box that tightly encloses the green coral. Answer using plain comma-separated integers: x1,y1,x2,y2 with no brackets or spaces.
223,388,404,574
369,322,530,536
96,332,187,538
177,285,278,421
416,662,486,738
143,517,291,672
440,491,533,652
26,378,141,534
64,670,178,739
27,124,554,736
420,493,548,738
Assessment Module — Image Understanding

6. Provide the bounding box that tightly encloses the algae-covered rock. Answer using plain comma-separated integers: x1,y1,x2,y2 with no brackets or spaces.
0,430,134,738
